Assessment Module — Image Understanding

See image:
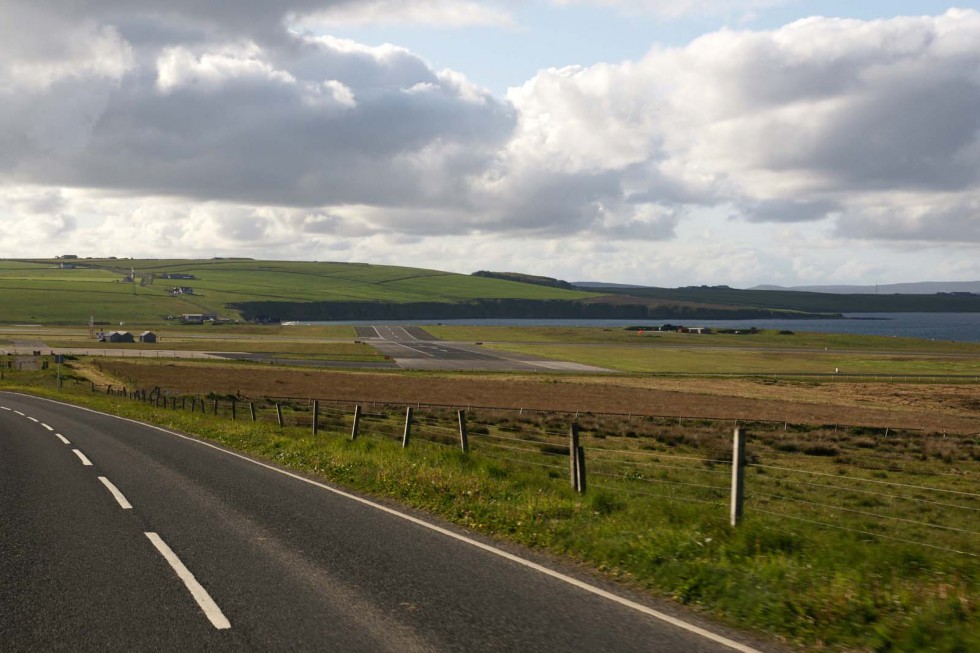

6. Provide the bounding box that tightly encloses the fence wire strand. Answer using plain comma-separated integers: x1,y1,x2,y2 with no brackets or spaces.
748,492,980,536
749,464,980,497
749,508,978,558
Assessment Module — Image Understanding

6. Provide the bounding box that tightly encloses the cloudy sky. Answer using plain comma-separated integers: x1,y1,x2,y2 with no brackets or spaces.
1,1,978,287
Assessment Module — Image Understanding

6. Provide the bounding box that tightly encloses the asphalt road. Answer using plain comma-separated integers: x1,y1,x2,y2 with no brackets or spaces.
1,392,773,652
355,326,611,372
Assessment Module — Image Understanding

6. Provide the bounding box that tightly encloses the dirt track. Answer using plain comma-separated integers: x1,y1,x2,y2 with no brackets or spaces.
94,360,980,433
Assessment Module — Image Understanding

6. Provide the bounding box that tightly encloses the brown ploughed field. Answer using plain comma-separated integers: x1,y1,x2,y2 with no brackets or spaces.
95,360,980,434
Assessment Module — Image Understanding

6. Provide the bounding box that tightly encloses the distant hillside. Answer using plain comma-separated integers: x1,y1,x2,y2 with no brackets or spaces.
753,281,980,295
0,258,596,324
472,271,576,290
599,285,980,313
572,281,647,289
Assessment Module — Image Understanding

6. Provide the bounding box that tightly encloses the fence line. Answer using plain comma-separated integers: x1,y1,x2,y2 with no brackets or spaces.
80,382,979,557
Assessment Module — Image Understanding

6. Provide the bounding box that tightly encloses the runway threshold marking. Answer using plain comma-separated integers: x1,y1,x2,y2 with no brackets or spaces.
145,533,231,630
72,449,93,466
22,394,759,653
98,476,133,509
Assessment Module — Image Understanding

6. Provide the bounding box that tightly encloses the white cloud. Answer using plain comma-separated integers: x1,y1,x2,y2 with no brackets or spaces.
2,3,980,287
294,0,515,28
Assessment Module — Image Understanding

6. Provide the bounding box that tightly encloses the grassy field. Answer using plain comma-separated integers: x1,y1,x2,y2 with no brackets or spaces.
0,259,596,324
4,369,977,652
483,342,980,376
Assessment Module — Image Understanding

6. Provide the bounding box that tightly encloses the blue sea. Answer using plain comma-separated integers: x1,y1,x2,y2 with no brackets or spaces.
290,313,980,344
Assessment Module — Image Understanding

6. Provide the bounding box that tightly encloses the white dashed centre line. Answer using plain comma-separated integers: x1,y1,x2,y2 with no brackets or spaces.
1,406,11,411
145,533,231,630
27,416,38,423
41,423,54,431
14,410,24,416
98,477,133,509
55,433,71,445
72,449,93,466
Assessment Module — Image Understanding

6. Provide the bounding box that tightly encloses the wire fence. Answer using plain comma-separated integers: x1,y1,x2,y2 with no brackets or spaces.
87,382,980,558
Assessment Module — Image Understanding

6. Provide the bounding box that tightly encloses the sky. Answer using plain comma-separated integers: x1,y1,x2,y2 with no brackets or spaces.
1,1,979,288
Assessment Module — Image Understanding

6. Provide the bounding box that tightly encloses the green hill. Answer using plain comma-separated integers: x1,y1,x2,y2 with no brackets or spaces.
0,258,597,324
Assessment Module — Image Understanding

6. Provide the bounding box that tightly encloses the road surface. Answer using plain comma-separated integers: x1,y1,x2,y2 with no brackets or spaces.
355,326,611,372
1,391,774,652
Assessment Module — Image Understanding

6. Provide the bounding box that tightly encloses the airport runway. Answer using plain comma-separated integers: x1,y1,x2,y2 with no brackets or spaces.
354,326,611,372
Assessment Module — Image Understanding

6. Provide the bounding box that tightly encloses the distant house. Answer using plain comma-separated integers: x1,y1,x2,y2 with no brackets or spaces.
106,331,134,343
160,273,197,280
59,263,76,269
139,331,157,343
684,327,711,335
180,314,206,324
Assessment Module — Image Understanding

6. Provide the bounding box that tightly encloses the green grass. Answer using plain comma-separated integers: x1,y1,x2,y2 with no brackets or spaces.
4,370,977,652
482,342,980,375
428,325,980,354
0,259,596,325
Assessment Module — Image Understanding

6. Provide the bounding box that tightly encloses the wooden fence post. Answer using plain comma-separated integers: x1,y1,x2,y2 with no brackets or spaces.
231,399,237,420
731,426,746,527
312,400,319,435
576,445,587,495
402,406,413,448
569,423,580,492
351,404,361,440
190,396,196,412
276,403,284,427
249,402,256,422
458,409,469,453
212,399,218,415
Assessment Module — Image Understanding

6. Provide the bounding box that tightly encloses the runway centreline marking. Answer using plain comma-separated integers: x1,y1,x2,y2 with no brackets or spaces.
145,532,231,630
98,476,133,509
18,393,762,653
72,449,93,466
55,433,71,445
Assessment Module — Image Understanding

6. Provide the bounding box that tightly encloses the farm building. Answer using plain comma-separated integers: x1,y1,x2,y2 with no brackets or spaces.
139,331,157,343
105,331,134,343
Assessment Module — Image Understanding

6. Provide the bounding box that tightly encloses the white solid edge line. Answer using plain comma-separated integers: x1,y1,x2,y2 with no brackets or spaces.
145,532,231,630
42,423,54,431
98,476,133,509
56,433,71,445
72,449,93,466
11,393,758,653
